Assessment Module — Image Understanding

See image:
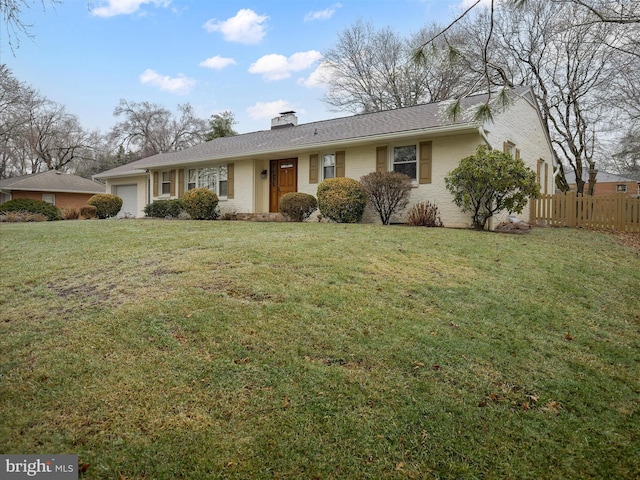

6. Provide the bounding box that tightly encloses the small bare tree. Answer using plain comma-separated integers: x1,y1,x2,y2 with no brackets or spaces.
360,171,413,225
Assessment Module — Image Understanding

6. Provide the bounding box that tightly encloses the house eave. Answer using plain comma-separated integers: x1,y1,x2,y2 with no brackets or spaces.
0,187,105,194
93,170,148,180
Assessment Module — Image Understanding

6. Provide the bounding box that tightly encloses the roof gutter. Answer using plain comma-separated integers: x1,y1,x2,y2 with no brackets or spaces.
93,170,148,180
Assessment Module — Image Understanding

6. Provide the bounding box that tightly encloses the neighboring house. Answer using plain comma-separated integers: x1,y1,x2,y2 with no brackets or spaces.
0,170,106,208
94,87,556,228
564,170,640,197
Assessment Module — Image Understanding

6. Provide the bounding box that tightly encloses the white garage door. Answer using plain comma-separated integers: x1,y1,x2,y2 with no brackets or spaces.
114,184,138,218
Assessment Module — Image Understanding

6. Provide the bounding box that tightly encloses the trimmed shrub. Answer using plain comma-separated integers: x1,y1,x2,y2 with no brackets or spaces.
279,192,317,222
0,198,61,221
181,188,219,220
87,193,123,219
406,201,444,227
0,211,48,222
360,171,413,225
144,199,184,218
317,177,367,223
61,207,80,220
79,205,97,219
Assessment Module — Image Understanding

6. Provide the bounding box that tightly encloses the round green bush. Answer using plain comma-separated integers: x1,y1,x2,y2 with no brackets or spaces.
181,188,219,220
87,193,123,219
0,198,61,221
317,177,367,223
144,199,184,218
279,192,317,222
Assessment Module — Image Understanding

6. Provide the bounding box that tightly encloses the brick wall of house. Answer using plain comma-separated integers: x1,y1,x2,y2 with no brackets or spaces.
569,181,640,196
8,191,96,208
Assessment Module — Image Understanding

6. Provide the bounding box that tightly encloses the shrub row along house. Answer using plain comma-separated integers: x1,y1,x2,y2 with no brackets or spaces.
94,87,556,227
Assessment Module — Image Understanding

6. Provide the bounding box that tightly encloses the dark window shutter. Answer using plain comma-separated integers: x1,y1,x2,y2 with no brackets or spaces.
309,154,319,184
336,151,345,177
503,142,509,154
515,148,521,160
419,141,432,184
153,172,158,197
376,146,387,172
170,170,177,196
227,163,234,199
178,169,185,198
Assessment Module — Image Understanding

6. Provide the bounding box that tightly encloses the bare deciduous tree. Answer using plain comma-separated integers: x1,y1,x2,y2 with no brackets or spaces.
0,0,60,54
27,99,94,171
321,20,477,114
110,99,207,158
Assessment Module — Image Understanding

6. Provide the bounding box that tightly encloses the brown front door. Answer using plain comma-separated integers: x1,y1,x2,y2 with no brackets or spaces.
269,158,298,212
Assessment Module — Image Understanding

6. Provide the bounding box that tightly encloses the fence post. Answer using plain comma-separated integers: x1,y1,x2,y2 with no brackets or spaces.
567,191,576,227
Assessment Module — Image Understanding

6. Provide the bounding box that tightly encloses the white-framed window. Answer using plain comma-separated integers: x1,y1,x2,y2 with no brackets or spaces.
187,165,228,198
187,169,197,190
393,145,417,180
322,154,336,179
161,171,171,195
42,193,55,205
616,184,627,193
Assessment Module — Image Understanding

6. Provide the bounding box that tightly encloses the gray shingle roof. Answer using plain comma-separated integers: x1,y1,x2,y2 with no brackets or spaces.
95,90,528,179
0,170,106,193
565,170,639,184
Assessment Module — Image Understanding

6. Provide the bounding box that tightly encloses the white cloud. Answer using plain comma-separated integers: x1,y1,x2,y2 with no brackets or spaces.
199,56,237,70
249,50,323,81
247,100,300,120
304,3,342,22
91,0,170,17
203,9,268,45
460,0,492,8
139,69,196,94
299,61,334,88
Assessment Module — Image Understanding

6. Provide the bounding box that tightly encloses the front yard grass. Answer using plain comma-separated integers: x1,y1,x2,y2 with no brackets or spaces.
1,220,638,479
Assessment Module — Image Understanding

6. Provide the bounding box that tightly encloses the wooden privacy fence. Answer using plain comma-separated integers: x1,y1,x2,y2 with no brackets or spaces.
530,192,640,232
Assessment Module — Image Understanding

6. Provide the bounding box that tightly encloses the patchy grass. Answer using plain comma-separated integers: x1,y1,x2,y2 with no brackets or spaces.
1,220,639,479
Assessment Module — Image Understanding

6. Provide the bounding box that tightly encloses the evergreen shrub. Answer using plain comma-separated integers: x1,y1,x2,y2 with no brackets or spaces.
317,177,367,223
181,188,219,220
87,194,123,219
144,199,184,218
0,198,61,221
279,192,317,222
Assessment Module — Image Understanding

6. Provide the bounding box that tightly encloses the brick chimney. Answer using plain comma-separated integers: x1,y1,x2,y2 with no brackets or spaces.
271,111,298,129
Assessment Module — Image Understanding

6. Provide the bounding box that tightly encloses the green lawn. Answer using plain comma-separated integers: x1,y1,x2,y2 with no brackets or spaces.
1,220,638,479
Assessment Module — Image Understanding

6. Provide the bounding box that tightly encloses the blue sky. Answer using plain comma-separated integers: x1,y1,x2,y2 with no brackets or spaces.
1,0,476,135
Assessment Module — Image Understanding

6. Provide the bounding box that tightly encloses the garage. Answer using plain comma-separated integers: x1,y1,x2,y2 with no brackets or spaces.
114,184,138,218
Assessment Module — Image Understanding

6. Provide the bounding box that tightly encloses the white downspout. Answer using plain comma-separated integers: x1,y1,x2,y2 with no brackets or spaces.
479,127,492,149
